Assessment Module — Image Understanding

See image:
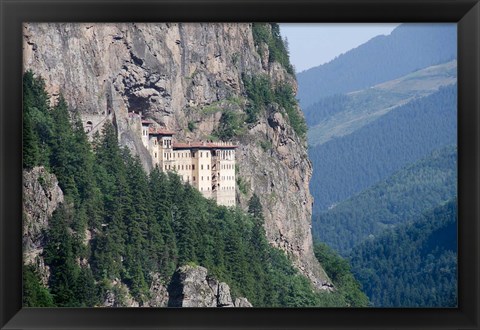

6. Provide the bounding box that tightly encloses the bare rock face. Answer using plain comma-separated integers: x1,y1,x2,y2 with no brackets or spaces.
234,297,253,308
145,273,169,307
23,22,331,288
168,265,251,307
217,282,234,307
102,279,140,307
23,166,64,285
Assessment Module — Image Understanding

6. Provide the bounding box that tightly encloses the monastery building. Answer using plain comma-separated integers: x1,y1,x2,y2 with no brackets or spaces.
137,113,237,207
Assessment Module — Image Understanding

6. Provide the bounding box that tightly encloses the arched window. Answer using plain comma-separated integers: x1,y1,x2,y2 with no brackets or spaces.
86,121,93,133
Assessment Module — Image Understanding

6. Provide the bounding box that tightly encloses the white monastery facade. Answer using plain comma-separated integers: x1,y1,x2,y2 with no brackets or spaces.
128,112,237,207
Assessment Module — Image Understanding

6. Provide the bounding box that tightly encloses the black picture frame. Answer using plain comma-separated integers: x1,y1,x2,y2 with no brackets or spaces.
1,0,479,329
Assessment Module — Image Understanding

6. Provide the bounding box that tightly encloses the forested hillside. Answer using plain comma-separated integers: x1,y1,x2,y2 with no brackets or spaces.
309,84,457,213
305,61,457,146
349,199,457,307
22,72,367,308
312,145,457,255
313,243,369,307
297,23,456,108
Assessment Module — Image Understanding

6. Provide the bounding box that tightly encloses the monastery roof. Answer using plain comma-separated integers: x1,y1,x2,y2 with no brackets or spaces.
141,119,154,125
128,112,141,118
173,142,238,149
149,127,176,135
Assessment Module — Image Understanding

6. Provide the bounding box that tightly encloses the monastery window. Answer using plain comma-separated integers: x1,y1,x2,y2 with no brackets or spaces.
187,176,190,182
200,152,203,158
193,176,196,181
154,140,157,145
207,176,209,180
165,165,167,170
181,165,184,170
173,165,176,170
86,121,93,133
201,165,204,170
154,152,157,158
207,165,209,170
192,165,195,170
201,176,203,181
207,153,209,158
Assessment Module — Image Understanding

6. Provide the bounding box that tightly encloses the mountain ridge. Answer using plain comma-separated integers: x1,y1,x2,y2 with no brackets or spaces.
297,23,456,108
305,60,457,146
312,144,457,255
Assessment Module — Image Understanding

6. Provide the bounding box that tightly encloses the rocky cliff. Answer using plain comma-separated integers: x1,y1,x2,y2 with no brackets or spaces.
168,265,252,307
23,166,64,285
102,265,252,308
23,23,330,288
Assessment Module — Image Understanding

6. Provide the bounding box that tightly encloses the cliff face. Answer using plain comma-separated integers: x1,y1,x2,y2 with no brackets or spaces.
23,23,329,288
102,265,252,308
168,265,252,307
23,166,64,285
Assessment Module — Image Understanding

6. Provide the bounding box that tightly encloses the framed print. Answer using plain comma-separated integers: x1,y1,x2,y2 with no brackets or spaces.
1,0,479,329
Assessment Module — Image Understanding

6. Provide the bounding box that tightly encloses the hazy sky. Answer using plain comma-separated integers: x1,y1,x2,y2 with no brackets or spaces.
279,23,400,73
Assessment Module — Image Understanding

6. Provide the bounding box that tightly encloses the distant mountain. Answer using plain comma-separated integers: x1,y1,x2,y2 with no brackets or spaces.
349,199,457,307
306,60,457,146
312,144,457,255
297,24,456,108
309,84,457,213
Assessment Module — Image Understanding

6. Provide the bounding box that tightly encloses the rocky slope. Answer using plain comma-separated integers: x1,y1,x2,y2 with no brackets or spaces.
23,23,330,288
102,266,251,308
168,265,252,307
23,166,64,286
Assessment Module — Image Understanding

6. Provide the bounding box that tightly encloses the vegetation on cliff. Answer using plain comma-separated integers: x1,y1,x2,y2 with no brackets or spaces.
313,243,369,307
242,74,307,138
22,71,363,307
252,23,294,74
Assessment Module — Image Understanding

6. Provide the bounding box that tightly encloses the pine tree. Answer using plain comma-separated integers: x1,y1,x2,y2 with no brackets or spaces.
43,204,81,307
23,265,55,307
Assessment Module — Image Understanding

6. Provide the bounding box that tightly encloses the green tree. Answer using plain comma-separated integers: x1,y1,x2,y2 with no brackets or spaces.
23,265,55,307
43,204,81,307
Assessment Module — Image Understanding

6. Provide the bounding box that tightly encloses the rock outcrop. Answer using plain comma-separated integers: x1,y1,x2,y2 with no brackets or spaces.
168,265,252,307
145,273,169,307
23,23,331,288
23,166,64,285
102,279,140,307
